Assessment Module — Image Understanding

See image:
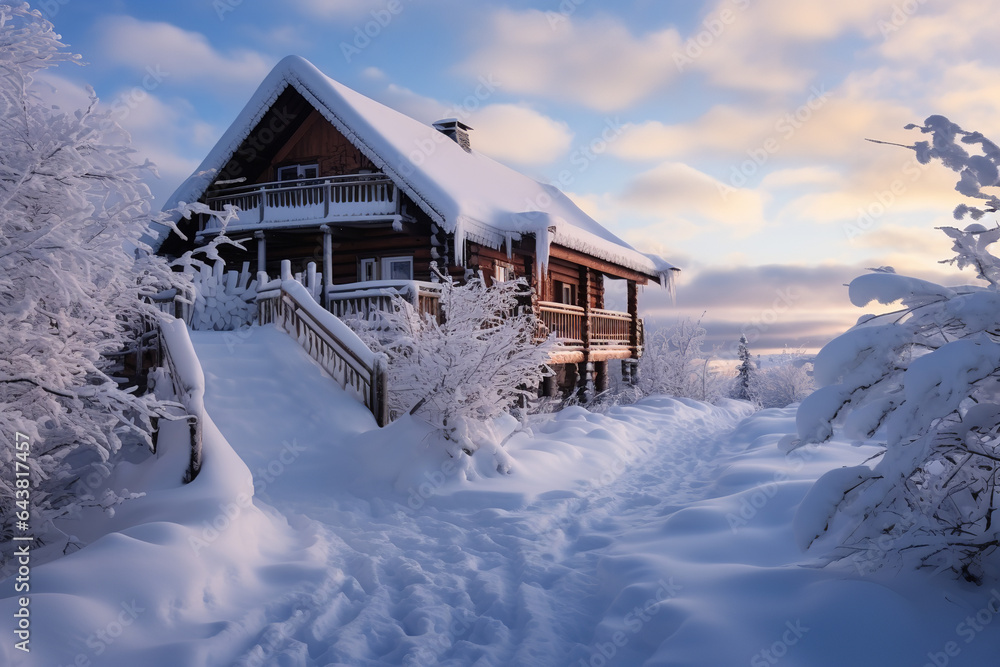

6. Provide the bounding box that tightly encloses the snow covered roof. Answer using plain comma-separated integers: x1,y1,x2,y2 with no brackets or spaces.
162,56,676,285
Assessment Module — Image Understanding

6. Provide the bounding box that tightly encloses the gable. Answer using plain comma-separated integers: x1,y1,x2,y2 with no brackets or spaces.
262,109,376,183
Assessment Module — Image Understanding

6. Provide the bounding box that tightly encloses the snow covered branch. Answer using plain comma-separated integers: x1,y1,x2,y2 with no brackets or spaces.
794,116,1000,581
0,3,181,565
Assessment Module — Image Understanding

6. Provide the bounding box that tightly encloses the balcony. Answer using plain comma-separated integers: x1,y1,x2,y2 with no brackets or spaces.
204,174,398,231
322,284,640,365
536,301,642,363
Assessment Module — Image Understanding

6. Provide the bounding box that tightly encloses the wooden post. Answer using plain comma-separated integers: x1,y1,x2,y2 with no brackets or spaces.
255,231,266,275
576,361,590,402
578,265,592,401
595,360,609,393
321,224,333,307
564,362,578,398
542,373,557,398
627,279,639,359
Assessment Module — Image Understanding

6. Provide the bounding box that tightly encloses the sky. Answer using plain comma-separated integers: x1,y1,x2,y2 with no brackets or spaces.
34,0,1000,355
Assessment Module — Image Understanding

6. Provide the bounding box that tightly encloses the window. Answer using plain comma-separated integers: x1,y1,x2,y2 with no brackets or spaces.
558,282,577,305
381,256,413,281
358,256,413,281
493,263,514,284
359,258,377,282
277,163,319,181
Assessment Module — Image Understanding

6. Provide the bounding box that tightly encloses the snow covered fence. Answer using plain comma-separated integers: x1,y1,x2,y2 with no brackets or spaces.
156,317,206,482
257,261,389,426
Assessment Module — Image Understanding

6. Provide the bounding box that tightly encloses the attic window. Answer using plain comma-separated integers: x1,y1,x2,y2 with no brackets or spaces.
432,119,473,152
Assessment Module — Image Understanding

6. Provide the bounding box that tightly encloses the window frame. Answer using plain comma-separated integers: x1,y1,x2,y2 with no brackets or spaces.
381,256,414,281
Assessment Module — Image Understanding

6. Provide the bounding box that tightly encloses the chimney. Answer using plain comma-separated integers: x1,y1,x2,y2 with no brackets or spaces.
433,119,473,152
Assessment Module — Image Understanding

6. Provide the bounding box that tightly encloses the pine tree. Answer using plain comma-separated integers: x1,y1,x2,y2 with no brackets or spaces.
734,333,755,401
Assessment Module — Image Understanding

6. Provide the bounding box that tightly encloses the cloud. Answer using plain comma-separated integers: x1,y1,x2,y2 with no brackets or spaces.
760,166,843,189
367,82,573,166
612,106,778,161
613,73,912,167
460,10,683,111
619,162,768,233
292,0,390,21
876,1,1000,64
467,104,573,165
94,16,273,89
638,259,970,355
676,0,899,92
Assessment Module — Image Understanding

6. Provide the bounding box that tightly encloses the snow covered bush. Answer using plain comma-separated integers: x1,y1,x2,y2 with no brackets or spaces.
0,4,179,565
639,317,726,402
747,350,813,409
349,271,553,462
792,116,1000,582
169,212,256,331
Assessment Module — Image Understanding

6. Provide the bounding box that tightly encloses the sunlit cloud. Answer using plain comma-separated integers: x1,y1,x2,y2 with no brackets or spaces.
460,10,683,111
94,16,273,89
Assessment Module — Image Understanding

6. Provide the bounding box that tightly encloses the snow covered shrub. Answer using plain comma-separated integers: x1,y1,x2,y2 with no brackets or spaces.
748,350,814,409
169,216,255,331
349,272,553,460
0,4,179,565
792,116,1000,582
639,317,726,402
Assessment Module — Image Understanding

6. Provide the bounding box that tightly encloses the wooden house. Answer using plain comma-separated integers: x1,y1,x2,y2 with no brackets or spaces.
157,56,678,396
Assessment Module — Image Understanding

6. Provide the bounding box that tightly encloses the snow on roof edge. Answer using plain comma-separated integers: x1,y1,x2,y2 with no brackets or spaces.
156,56,677,285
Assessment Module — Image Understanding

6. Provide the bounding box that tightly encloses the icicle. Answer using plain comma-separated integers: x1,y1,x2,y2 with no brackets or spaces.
505,231,512,260
661,268,679,305
535,224,553,286
454,216,466,266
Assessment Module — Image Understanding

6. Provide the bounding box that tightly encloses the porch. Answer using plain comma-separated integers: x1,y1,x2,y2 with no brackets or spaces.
283,264,642,365
203,173,399,231
324,280,642,363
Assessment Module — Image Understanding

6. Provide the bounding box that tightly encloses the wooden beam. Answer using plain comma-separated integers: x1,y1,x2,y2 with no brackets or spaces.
549,244,654,284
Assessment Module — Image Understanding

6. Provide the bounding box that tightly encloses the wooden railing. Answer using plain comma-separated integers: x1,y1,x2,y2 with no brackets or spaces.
538,302,585,347
205,174,397,228
258,274,388,426
590,307,632,347
326,280,443,322
156,318,205,483
537,301,642,356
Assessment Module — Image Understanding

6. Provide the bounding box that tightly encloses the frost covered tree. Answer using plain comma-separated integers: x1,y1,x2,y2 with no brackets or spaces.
733,334,755,401
793,116,1000,582
0,4,178,565
747,349,813,409
349,271,553,462
640,317,725,402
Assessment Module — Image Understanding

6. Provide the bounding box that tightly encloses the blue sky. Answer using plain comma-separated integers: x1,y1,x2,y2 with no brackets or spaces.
37,0,1000,353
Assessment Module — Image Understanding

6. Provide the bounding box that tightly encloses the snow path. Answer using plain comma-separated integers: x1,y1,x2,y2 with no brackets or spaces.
191,326,752,666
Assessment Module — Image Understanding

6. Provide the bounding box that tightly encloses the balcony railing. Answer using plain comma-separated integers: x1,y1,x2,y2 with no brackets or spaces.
326,280,443,322
204,174,397,229
536,301,641,359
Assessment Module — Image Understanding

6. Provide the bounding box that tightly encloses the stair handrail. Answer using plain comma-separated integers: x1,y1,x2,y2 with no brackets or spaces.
257,263,388,426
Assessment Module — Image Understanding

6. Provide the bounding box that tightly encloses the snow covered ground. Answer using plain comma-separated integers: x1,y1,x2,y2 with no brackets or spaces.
4,324,1000,666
